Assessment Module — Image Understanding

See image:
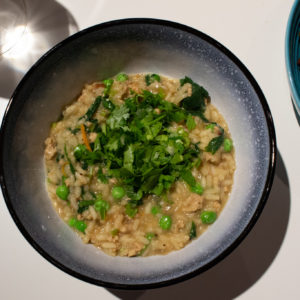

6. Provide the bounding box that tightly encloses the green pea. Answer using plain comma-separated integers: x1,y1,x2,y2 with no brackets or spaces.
223,138,233,152
112,186,125,199
94,199,110,219
159,215,172,230
190,183,204,195
56,184,69,201
116,73,128,82
200,211,217,224
68,217,87,233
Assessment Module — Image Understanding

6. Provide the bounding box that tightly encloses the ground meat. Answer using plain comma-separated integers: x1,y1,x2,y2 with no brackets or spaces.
44,137,57,160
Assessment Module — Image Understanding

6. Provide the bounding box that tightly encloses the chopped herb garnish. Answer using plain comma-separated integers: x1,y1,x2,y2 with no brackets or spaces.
145,74,161,86
102,98,115,111
186,114,196,131
111,228,119,236
180,169,196,187
77,199,95,214
116,73,128,82
189,221,197,239
190,183,204,195
64,144,75,175
223,138,233,152
151,205,161,215
97,169,108,183
179,76,210,122
68,127,80,135
94,198,110,219
138,232,156,256
205,123,215,131
125,202,138,218
81,96,102,121
103,79,114,97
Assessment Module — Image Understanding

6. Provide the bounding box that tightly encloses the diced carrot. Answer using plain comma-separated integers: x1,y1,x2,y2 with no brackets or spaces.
81,123,92,151
61,162,68,177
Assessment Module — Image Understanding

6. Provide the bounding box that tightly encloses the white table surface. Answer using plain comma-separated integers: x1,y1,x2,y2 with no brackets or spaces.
1,0,299,299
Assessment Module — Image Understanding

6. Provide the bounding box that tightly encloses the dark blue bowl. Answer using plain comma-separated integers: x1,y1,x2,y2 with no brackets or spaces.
286,0,300,115
0,19,276,289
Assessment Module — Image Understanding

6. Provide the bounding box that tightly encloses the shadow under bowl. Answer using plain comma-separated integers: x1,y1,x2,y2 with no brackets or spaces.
0,18,276,289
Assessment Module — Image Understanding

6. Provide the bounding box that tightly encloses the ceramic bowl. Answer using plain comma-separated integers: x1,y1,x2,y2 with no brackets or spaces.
0,19,276,289
286,0,300,116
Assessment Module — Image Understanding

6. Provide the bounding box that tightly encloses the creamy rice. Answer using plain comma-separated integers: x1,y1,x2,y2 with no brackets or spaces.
44,74,235,257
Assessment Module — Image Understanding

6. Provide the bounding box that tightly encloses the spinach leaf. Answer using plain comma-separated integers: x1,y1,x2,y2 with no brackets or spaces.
77,200,95,214
81,96,102,121
179,76,209,121
205,125,225,154
102,98,115,111
67,127,80,135
205,135,224,154
64,144,75,175
189,221,197,239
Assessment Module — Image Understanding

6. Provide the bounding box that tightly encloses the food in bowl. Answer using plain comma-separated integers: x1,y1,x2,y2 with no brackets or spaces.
44,73,235,257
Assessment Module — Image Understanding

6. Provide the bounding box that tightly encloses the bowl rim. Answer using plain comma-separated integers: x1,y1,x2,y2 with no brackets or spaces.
285,0,300,114
0,18,277,289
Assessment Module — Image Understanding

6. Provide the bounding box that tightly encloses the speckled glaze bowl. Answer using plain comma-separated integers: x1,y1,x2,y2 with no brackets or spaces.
0,19,276,289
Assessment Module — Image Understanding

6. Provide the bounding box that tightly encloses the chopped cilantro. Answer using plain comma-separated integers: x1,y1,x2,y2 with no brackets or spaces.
107,104,130,130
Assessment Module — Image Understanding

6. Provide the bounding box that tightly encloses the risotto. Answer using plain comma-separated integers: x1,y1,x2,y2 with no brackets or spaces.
44,73,235,257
